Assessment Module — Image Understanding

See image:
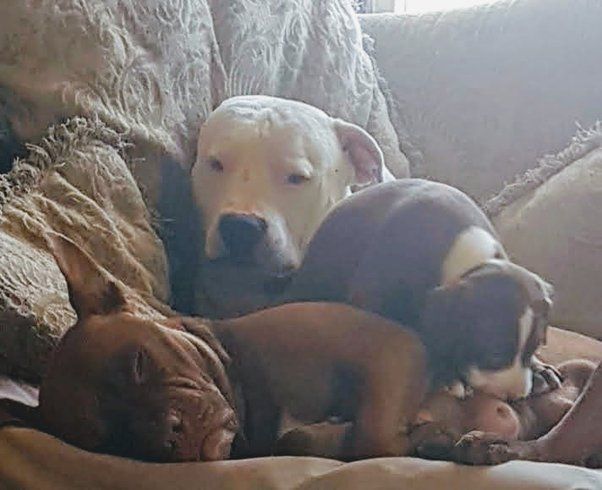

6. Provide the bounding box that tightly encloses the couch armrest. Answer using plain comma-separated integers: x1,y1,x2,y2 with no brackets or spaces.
360,0,602,199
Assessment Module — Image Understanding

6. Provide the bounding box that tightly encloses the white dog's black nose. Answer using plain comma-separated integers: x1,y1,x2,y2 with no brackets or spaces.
218,213,267,261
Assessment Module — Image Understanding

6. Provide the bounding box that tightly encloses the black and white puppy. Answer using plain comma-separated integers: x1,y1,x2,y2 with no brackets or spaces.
284,179,557,401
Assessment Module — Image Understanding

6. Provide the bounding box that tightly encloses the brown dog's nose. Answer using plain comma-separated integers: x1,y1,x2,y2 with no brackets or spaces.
167,412,184,437
161,412,188,460
218,213,267,262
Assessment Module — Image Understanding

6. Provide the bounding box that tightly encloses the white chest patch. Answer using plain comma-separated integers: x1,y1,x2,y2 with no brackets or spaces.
441,226,506,285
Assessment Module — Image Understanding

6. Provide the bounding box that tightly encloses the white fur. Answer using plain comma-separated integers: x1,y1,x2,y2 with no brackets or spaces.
441,226,506,285
466,308,535,400
192,95,380,271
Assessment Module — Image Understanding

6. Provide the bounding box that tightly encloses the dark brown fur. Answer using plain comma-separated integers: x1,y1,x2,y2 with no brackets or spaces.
284,179,556,394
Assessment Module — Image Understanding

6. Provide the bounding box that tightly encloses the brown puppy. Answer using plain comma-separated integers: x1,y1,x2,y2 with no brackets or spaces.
451,360,602,467
411,360,596,461
284,179,557,401
275,360,597,462
12,234,427,463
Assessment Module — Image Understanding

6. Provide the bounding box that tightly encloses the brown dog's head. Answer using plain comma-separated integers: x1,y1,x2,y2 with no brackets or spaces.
422,259,553,401
38,234,238,462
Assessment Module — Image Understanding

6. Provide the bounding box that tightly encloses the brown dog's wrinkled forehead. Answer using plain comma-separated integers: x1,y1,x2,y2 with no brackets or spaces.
58,314,200,373
52,309,233,406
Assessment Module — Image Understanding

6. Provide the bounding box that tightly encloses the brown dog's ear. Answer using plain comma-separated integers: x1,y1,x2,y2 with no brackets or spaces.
44,232,126,320
333,119,385,185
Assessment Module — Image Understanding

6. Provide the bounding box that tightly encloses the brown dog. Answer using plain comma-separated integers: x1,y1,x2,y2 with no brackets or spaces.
7,234,427,463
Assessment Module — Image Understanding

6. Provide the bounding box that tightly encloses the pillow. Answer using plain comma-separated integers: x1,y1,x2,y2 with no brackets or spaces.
0,117,169,380
484,123,602,339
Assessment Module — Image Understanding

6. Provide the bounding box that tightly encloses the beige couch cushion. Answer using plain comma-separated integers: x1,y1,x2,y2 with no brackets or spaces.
360,0,602,199
0,117,168,380
487,124,602,339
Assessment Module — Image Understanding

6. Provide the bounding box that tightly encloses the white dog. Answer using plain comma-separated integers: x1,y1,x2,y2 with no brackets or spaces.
191,95,391,317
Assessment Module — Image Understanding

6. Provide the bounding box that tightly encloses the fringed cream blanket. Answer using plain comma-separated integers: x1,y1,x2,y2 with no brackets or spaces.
0,117,168,379
0,0,408,203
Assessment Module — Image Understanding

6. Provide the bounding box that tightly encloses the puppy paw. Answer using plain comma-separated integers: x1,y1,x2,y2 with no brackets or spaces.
275,422,350,459
452,431,518,466
410,422,461,461
531,362,563,395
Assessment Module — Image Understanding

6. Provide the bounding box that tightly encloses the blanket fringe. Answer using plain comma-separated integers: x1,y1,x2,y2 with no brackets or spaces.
0,116,129,211
483,121,602,217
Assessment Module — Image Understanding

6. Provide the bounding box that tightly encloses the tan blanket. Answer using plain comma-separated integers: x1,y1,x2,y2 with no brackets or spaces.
0,117,168,380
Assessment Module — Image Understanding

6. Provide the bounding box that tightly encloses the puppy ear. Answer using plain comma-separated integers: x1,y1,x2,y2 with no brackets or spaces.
420,281,482,386
44,232,126,320
333,119,385,185
421,283,468,358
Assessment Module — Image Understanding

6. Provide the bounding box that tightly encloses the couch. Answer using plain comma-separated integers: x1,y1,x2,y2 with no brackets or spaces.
360,0,602,339
1,0,602,488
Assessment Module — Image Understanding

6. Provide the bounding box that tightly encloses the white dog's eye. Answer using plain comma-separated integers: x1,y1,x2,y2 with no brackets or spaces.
209,158,224,172
287,174,311,185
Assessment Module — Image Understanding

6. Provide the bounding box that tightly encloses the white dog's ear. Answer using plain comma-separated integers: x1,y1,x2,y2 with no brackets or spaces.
333,120,385,185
